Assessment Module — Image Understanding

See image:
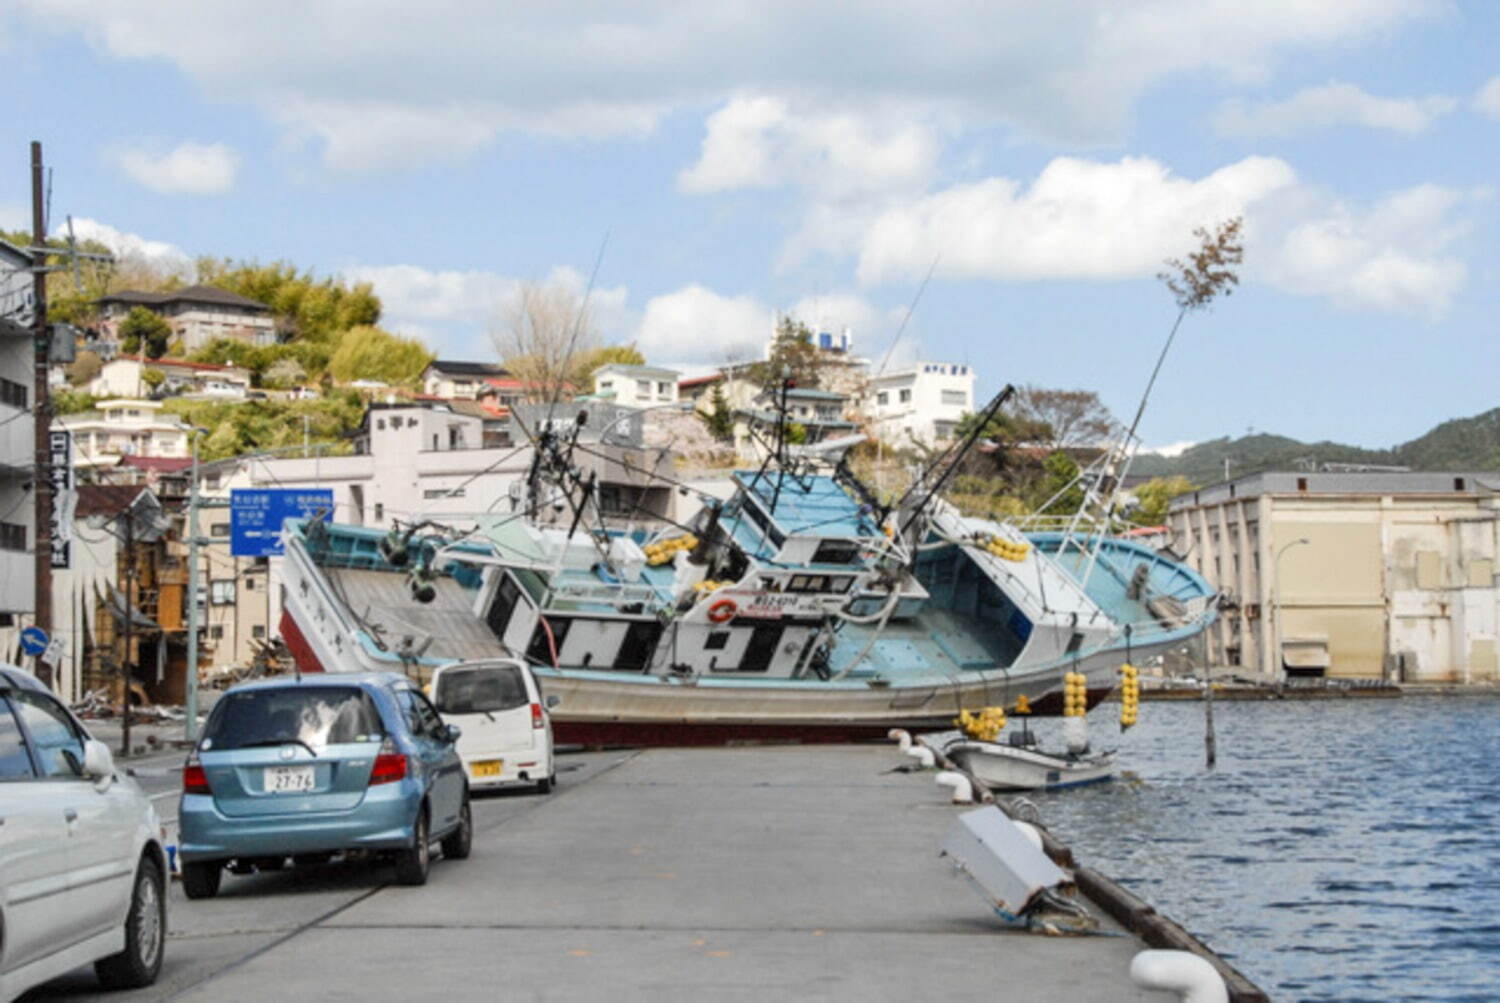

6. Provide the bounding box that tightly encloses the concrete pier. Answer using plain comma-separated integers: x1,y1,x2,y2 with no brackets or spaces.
29,744,1260,1001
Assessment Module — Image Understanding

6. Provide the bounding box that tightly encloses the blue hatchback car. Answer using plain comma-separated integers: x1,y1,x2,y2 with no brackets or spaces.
178,673,470,898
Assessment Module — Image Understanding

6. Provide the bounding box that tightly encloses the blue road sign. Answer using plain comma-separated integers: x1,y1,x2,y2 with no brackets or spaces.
230,489,335,557
19,626,48,657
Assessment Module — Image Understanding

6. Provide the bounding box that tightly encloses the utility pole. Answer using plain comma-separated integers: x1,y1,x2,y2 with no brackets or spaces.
185,432,202,742
30,141,53,687
120,509,134,758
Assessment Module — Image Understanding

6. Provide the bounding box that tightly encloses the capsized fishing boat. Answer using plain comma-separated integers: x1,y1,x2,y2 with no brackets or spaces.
277,387,1216,745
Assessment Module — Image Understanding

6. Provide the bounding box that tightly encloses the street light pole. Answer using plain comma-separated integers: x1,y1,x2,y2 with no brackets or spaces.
185,429,206,742
1273,537,1311,680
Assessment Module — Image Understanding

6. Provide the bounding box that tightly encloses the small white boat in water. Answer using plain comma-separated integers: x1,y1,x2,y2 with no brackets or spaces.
945,737,1116,791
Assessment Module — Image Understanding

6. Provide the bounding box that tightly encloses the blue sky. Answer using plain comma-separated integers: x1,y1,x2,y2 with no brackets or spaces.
1,1,1497,454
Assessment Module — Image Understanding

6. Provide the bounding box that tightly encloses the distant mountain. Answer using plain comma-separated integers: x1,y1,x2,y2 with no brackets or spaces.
1133,407,1500,484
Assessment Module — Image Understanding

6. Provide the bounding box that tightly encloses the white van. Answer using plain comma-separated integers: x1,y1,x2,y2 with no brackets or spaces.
429,660,556,793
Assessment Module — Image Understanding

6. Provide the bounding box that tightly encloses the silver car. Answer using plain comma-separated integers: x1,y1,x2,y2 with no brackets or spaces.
0,666,167,999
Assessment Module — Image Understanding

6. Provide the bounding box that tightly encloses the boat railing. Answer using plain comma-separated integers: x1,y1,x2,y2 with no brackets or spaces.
546,578,671,609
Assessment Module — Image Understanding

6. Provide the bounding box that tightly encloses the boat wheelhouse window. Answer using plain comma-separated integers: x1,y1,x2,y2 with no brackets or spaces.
485,574,522,640
830,576,854,593
790,574,809,590
704,630,730,650
737,624,783,673
527,617,571,666
811,539,861,565
614,620,663,672
759,576,781,591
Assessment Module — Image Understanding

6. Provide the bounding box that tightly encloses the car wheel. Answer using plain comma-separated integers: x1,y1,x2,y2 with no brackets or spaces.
440,796,473,860
183,859,222,900
95,856,166,989
394,805,430,886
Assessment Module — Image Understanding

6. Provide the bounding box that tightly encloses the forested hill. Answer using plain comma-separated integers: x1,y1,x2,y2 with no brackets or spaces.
1133,407,1500,483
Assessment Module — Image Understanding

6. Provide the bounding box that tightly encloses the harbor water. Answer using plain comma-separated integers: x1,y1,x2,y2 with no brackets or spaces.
1028,694,1500,1002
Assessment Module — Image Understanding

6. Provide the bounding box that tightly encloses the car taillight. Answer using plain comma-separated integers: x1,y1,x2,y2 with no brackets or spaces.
369,738,408,785
183,755,210,795
531,702,544,729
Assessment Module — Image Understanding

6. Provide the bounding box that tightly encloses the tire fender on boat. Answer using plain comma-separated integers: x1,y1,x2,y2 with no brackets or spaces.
707,597,738,623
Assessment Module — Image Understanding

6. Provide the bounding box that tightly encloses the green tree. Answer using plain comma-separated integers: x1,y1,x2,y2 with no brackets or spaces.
1033,450,1085,515
785,421,808,445
702,384,734,442
1130,476,1195,526
748,316,823,390
193,259,381,342
141,368,166,393
327,326,433,386
118,306,172,359
52,390,99,415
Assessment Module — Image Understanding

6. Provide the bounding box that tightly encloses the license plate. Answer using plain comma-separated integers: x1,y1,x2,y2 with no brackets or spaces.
471,759,502,779
264,765,315,792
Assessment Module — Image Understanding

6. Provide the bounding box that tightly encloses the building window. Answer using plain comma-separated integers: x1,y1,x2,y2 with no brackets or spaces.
210,580,237,605
934,421,956,439
251,625,266,639
877,391,889,406
658,381,672,396
244,577,256,591
210,522,230,538
635,380,651,395
0,522,24,552
376,419,385,430
0,378,27,409
208,625,224,640
899,389,912,403
940,390,967,407
423,487,465,499
374,503,384,522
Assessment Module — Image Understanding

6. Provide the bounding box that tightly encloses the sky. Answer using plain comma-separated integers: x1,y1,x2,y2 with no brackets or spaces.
1,1,1497,454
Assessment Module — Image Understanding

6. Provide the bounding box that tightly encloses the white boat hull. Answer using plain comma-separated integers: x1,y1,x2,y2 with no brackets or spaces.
945,739,1116,791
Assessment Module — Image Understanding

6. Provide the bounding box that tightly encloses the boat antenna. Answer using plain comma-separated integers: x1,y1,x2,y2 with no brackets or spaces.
544,228,611,429
873,254,939,378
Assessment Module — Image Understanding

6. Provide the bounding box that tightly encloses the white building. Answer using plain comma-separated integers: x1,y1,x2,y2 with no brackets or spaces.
866,362,975,447
0,318,34,620
421,360,511,400
58,399,190,473
97,286,276,353
593,364,680,409
89,356,252,400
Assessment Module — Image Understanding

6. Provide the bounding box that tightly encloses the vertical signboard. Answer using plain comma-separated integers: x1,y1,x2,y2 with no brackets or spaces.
49,429,71,569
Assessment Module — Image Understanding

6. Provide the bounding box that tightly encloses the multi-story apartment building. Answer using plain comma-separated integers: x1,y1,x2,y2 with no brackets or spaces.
58,399,191,474
0,239,35,623
866,362,975,447
593,364,680,408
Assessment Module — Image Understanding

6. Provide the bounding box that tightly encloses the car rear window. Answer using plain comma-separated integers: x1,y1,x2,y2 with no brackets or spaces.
433,666,528,714
203,687,385,750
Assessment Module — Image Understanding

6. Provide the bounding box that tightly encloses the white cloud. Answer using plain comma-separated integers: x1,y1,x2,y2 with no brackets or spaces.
857,155,1298,284
1215,83,1455,137
1147,440,1197,458
636,285,770,365
680,96,939,196
0,203,25,231
1476,76,1500,119
342,263,631,357
1260,183,1477,318
16,0,1439,169
112,141,240,194
69,217,192,275
851,153,1475,318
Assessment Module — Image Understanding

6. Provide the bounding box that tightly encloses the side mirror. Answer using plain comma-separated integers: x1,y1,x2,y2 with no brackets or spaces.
442,723,462,744
83,739,115,781
545,694,560,709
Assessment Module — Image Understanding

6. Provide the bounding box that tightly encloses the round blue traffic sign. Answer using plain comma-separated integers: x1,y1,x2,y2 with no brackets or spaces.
19,626,48,657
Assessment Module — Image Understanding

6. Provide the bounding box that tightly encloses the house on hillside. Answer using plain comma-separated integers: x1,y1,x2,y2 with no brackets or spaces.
864,362,975,447
591,363,680,408
89,356,252,400
57,400,191,473
422,360,508,399
97,286,276,352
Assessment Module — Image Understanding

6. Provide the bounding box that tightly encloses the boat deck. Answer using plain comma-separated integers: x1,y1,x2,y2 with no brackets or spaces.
328,567,500,662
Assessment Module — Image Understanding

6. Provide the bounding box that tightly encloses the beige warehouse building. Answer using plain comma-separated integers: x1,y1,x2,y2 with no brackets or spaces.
1167,471,1500,684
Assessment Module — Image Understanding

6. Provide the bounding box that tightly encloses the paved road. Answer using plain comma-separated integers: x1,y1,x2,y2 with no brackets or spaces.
21,750,633,1001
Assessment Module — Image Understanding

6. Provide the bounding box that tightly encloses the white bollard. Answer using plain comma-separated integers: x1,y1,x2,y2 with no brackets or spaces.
887,728,913,751
934,770,974,803
1012,820,1045,852
1129,950,1228,1003
903,744,935,768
